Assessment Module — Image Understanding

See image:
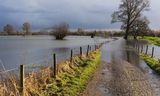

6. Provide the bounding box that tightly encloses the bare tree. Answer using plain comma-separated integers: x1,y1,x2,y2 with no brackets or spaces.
130,16,150,39
111,0,150,40
77,28,84,35
3,24,14,35
52,22,69,40
22,22,31,35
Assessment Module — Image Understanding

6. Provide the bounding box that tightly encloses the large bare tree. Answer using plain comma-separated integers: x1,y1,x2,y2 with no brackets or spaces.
22,22,31,35
3,24,14,35
111,0,150,40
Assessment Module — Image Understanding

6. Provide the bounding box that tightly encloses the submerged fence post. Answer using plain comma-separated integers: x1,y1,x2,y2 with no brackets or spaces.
138,44,140,53
86,45,89,56
141,45,143,53
20,64,24,96
53,54,56,78
70,49,73,62
145,45,148,55
80,47,82,57
151,47,154,58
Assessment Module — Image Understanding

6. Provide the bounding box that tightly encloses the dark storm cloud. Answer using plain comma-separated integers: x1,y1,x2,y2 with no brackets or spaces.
0,0,159,31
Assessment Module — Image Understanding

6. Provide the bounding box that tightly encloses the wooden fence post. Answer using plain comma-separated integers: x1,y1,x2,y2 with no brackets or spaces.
53,54,56,78
80,47,82,57
151,47,154,58
86,45,89,56
138,44,140,53
20,64,24,96
141,45,143,53
70,49,73,62
145,45,148,55
95,45,96,50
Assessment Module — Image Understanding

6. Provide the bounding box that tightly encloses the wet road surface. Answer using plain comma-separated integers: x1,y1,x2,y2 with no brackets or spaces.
82,38,160,96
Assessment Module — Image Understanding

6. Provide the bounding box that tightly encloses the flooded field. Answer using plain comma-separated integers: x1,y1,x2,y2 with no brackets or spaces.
0,36,108,70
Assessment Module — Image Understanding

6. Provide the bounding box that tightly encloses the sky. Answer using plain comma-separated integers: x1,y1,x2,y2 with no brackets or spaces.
0,0,160,31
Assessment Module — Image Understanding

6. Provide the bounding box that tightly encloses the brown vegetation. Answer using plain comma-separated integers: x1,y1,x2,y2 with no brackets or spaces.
0,49,100,96
52,22,69,40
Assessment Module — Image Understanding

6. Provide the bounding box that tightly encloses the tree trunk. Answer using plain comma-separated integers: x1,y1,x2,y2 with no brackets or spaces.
124,26,129,40
134,35,137,40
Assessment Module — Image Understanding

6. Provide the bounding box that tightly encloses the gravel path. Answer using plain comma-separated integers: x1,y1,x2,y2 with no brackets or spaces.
81,60,155,96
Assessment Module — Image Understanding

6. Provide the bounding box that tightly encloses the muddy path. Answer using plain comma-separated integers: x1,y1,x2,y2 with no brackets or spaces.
81,38,160,96
81,59,154,96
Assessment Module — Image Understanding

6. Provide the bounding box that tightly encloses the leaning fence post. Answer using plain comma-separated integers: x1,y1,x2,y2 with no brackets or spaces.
145,45,148,55
80,47,82,57
86,45,89,56
70,49,73,62
53,54,56,78
151,47,154,58
95,45,96,51
20,64,24,96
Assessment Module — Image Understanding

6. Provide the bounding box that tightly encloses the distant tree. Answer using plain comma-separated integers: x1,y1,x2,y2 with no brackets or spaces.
22,22,31,35
52,22,69,40
111,0,150,40
3,24,14,35
77,28,84,35
130,16,150,39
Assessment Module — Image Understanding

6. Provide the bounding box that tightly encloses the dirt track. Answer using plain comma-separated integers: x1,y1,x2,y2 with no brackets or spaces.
81,60,155,96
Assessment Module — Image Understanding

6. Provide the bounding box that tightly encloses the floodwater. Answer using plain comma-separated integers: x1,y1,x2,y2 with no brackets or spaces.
101,38,160,96
0,36,108,71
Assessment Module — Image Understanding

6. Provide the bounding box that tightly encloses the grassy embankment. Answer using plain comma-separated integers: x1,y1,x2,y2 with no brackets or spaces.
44,50,101,96
140,36,160,46
0,49,101,96
140,53,160,74
139,36,160,74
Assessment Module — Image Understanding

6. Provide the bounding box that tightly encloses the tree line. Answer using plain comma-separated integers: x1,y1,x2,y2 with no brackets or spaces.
3,22,31,35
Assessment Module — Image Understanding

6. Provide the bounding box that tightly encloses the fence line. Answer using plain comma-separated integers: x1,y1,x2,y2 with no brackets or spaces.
0,42,105,95
133,43,159,60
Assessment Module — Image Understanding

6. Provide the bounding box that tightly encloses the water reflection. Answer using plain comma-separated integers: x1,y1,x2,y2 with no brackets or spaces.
101,38,160,95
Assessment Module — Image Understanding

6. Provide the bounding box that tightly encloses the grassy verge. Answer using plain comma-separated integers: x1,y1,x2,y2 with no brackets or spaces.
42,50,101,96
140,36,160,46
140,53,160,74
0,50,101,96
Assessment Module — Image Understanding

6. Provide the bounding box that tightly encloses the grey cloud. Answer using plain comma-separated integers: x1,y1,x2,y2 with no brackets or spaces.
0,0,160,31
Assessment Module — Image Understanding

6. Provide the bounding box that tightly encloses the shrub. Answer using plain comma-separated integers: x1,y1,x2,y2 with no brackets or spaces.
52,22,69,40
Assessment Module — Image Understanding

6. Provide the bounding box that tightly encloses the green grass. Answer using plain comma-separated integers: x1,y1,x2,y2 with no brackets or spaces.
42,50,101,96
140,53,160,74
140,36,160,46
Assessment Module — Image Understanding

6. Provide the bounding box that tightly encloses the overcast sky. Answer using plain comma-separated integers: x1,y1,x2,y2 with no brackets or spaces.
0,0,160,31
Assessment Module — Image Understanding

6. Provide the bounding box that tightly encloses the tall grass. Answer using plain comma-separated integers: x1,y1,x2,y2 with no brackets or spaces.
0,50,101,96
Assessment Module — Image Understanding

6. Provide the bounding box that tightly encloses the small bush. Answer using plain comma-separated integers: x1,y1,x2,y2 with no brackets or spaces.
52,22,69,40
